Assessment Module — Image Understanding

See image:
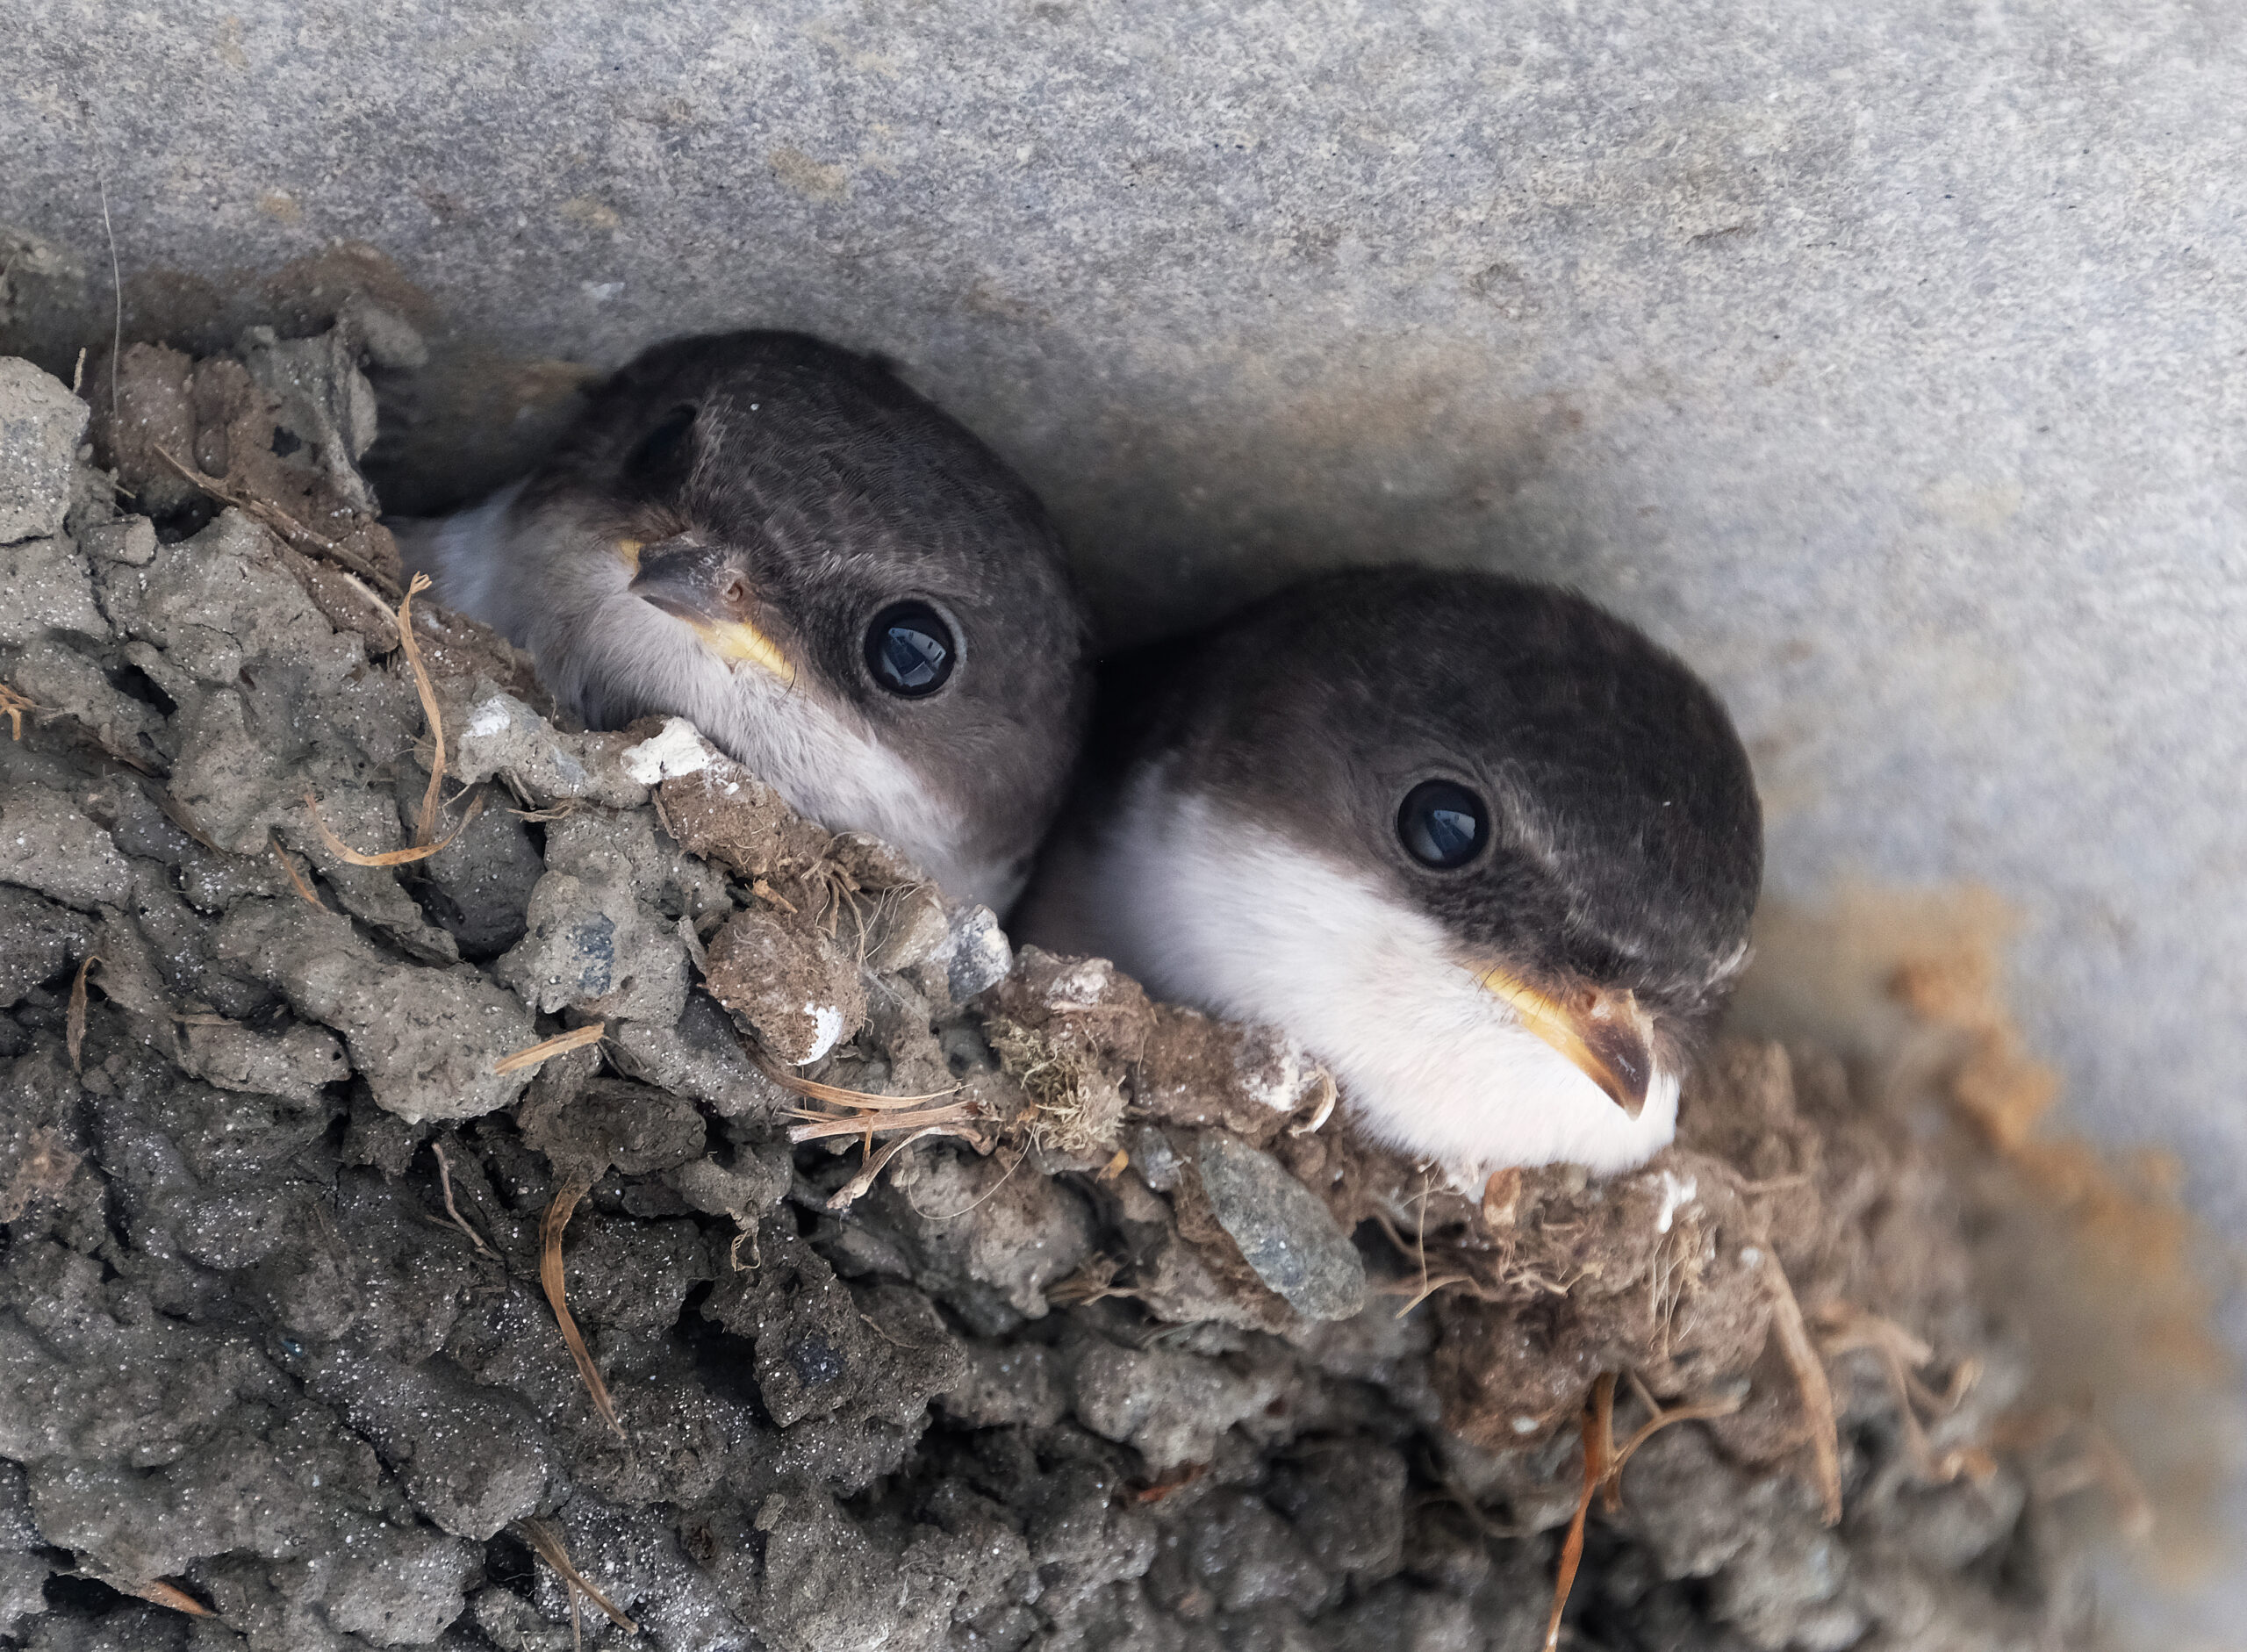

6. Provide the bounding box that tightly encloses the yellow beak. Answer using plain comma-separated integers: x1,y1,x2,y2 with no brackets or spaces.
622,537,796,686
1471,963,1657,1118
701,619,794,684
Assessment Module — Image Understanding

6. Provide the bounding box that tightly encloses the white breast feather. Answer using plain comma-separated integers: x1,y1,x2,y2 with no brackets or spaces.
1074,771,1680,1178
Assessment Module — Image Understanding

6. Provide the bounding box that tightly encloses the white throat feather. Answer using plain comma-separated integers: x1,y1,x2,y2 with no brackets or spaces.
1074,771,1680,1178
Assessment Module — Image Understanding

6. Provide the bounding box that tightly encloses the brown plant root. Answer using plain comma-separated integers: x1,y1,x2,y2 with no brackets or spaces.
1538,1368,1752,1639
65,953,99,1074
152,442,403,600
121,1578,212,1617
269,832,327,909
1545,1373,1616,1651
1817,1304,1996,1489
760,1047,985,1206
0,679,38,739
298,569,490,866
541,1172,624,1438
1049,1253,1143,1307
389,572,451,844
150,784,221,851
305,786,485,866
1132,1462,1210,1505
1994,1404,2157,1542
516,1516,641,1638
1370,1205,1479,1318
1762,1253,1843,1524
1603,1370,1746,1512
493,1023,607,1076
428,1141,497,1260
823,1125,946,1212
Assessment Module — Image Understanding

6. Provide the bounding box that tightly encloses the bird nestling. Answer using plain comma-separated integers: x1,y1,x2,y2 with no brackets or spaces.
394,332,1091,911
1016,567,1763,1179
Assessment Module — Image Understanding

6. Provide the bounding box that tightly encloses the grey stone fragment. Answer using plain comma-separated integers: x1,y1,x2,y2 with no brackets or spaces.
211,897,535,1121
80,515,155,565
301,1348,554,1541
934,1341,1069,1430
669,1146,788,1226
609,990,788,1118
0,535,106,649
0,636,165,760
928,903,1011,1002
95,510,362,689
176,1019,348,1104
494,868,689,1024
0,358,83,543
445,684,649,810
236,323,380,514
0,783,130,910
0,886,94,1006
1190,1133,1367,1322
1069,1337,1291,1473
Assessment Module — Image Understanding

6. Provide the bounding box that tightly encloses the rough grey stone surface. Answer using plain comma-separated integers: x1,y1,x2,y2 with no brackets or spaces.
1191,1132,1368,1322
2,2,2242,1629
0,359,83,544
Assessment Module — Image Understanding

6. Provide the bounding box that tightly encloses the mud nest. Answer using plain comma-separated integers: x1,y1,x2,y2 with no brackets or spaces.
0,318,2100,1651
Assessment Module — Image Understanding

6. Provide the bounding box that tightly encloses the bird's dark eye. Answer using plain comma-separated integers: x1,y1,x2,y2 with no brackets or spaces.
622,404,698,497
865,600,957,698
1397,779,1488,869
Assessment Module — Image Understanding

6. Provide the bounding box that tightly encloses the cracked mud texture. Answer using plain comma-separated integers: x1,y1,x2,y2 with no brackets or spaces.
0,329,2095,1650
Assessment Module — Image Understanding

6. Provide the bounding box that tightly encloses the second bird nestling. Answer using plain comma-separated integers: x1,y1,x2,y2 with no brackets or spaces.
397,332,1092,912
1016,567,1764,1179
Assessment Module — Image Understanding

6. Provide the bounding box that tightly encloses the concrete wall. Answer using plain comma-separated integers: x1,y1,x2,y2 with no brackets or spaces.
8,0,2246,1622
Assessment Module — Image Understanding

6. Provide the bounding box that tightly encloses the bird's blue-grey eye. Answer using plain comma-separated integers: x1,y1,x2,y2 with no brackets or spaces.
865,600,957,698
1398,779,1488,868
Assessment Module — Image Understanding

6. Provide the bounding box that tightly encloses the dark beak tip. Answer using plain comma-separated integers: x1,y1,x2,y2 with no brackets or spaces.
1583,1022,1655,1120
